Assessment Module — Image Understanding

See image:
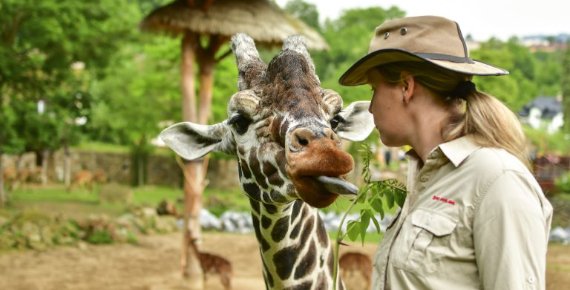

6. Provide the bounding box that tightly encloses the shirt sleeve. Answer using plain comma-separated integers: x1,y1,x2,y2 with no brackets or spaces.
473,170,549,290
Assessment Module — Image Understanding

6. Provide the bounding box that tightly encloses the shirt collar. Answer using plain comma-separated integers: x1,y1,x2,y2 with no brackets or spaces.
438,135,481,167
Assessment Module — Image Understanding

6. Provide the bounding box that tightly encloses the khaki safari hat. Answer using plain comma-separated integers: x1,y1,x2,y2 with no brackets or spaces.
339,15,508,86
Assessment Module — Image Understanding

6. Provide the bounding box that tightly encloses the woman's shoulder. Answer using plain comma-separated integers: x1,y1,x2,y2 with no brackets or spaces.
464,147,530,176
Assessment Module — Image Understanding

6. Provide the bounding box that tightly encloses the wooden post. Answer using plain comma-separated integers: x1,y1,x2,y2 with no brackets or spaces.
180,30,204,289
178,32,227,288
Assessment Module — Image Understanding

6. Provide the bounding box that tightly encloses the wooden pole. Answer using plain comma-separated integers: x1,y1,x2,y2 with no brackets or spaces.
179,30,203,289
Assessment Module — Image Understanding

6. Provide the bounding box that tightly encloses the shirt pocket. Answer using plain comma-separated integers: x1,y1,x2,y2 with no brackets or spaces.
392,209,457,274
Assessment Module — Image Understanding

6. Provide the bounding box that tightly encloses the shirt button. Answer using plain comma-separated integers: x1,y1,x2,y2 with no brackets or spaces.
419,176,429,182
527,276,535,283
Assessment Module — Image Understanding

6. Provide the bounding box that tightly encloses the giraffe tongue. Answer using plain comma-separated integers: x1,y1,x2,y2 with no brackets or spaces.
316,176,358,197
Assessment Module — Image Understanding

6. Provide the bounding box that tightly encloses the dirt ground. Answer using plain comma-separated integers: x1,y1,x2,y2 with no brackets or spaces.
0,232,568,290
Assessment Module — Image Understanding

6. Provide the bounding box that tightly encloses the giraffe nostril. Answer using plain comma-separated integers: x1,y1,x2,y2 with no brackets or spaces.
292,128,316,148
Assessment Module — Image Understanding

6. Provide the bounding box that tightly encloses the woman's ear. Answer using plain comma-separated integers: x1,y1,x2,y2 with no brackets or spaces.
401,73,415,105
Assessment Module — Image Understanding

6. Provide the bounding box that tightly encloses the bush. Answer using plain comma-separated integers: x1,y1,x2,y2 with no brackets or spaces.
0,206,179,251
555,171,570,194
0,210,81,250
98,183,133,204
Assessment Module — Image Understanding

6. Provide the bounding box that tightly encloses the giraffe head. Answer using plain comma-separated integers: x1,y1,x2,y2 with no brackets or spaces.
161,34,374,208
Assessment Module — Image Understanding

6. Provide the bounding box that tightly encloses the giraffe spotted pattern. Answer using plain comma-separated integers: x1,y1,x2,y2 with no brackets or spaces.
160,33,374,289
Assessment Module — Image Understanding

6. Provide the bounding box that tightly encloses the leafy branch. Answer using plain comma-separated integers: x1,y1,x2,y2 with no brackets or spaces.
332,143,407,290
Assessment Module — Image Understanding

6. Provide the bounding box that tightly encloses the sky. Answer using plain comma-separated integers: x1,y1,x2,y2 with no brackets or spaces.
276,0,570,41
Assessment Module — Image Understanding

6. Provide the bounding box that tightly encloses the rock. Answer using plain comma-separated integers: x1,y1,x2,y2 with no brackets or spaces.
549,226,570,244
200,209,221,230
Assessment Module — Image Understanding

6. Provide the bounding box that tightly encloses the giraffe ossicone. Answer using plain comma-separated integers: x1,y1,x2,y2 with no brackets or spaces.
161,33,374,290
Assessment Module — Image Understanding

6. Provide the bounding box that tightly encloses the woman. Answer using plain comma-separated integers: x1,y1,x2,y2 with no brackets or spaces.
339,16,553,290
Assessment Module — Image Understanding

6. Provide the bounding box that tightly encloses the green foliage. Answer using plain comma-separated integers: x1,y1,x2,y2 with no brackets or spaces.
332,143,406,290
336,143,406,244
89,34,181,145
471,38,563,111
0,0,142,158
555,171,570,194
0,210,81,250
311,6,406,104
0,186,184,251
524,126,570,155
284,0,321,31
85,229,114,244
0,104,24,155
562,43,570,133
210,49,240,123
75,142,130,154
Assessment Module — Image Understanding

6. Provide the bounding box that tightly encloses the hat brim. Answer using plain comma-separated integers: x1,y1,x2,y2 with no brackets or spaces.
339,48,509,86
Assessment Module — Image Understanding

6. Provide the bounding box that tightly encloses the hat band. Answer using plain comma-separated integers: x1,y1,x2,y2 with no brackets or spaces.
416,53,475,64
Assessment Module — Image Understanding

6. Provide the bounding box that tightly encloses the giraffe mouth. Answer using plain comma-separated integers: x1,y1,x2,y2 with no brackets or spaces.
315,176,358,197
290,175,356,208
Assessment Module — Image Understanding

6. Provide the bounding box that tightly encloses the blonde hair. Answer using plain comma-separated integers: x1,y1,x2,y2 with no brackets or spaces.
377,62,530,167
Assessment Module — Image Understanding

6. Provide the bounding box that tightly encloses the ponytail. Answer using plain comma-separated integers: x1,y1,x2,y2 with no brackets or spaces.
444,91,530,168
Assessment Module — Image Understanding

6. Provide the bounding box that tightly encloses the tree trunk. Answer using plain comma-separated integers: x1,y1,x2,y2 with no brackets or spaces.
180,30,203,289
197,57,215,124
181,159,205,275
40,149,49,185
178,32,225,288
64,143,71,188
0,152,6,207
182,31,198,124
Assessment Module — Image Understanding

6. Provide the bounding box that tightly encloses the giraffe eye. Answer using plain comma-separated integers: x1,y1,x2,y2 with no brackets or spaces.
330,115,345,130
228,114,252,135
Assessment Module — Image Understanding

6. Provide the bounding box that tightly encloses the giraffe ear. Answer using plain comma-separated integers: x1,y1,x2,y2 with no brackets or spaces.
159,122,235,160
336,101,375,142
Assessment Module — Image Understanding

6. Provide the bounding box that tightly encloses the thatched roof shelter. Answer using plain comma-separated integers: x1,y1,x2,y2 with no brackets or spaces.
140,0,328,50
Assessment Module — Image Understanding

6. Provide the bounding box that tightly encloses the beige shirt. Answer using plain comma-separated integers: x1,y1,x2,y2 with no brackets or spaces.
372,136,553,290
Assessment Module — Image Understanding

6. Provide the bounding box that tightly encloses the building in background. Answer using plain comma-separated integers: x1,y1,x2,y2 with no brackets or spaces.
519,96,564,134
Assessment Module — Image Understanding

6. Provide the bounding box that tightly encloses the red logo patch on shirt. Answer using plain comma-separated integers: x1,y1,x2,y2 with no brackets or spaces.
432,195,456,205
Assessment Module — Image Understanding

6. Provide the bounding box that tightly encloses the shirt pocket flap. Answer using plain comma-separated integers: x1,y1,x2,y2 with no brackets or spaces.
411,209,456,237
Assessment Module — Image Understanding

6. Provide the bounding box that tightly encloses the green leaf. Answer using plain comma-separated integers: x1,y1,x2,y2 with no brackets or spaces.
369,197,384,218
346,220,360,241
371,181,384,197
395,190,406,207
360,210,371,245
386,190,395,208
370,214,381,233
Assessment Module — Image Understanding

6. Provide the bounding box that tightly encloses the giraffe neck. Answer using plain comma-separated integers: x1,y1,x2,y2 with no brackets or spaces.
249,198,343,290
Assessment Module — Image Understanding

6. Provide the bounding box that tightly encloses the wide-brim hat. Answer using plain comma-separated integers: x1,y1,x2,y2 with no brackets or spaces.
339,16,508,86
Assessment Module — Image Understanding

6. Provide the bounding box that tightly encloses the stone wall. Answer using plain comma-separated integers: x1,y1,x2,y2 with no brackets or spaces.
1,150,241,189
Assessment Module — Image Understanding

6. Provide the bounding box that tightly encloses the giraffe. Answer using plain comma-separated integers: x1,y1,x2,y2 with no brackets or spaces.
160,33,374,290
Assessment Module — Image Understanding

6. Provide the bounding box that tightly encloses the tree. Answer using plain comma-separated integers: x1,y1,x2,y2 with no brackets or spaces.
0,0,141,184
562,42,570,133
284,0,320,31
471,38,562,112
0,104,25,206
90,34,181,186
312,6,406,103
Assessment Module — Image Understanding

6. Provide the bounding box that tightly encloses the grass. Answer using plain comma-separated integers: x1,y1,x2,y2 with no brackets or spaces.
0,184,253,220
74,142,176,157
75,142,130,154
